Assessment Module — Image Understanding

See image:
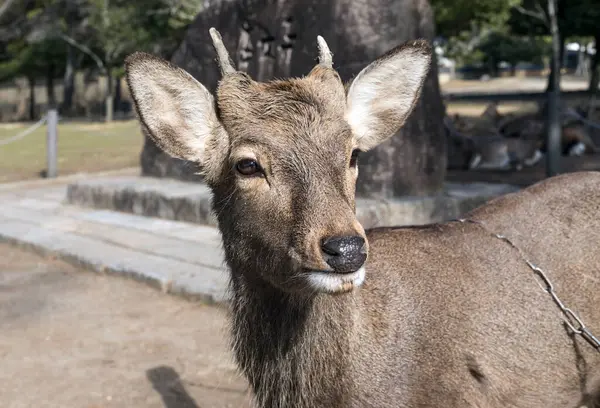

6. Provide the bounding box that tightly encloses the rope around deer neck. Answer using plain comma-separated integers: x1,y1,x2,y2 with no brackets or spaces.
456,218,600,353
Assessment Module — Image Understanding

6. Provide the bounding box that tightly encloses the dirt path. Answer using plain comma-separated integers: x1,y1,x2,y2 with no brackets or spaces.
0,243,251,408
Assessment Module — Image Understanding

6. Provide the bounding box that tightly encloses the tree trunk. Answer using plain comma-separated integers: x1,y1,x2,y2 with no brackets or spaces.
27,75,36,121
62,44,75,114
546,34,564,93
159,0,446,196
113,75,122,116
46,67,56,109
589,34,600,95
492,59,498,77
546,0,561,177
105,68,113,122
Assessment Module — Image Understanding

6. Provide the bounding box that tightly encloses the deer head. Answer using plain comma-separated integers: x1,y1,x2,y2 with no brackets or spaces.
125,28,431,296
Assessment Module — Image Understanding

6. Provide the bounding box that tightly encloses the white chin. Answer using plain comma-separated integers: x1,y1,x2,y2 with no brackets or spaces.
306,266,366,294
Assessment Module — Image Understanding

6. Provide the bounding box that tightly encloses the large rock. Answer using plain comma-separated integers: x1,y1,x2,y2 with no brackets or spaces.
140,0,447,198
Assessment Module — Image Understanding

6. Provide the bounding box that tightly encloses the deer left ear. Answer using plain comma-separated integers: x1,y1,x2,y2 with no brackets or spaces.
345,40,432,151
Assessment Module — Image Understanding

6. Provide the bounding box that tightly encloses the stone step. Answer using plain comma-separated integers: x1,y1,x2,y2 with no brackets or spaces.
66,176,520,228
67,175,217,226
0,194,229,304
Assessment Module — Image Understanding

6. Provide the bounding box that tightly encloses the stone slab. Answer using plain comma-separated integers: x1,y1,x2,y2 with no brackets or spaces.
0,217,229,304
10,197,223,247
66,176,520,228
67,176,217,226
0,183,230,305
0,206,225,269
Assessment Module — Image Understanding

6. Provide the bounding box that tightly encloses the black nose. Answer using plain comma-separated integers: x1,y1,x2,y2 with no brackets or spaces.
321,235,367,274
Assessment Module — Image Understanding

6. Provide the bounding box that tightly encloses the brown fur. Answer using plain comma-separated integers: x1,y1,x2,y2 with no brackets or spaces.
125,33,600,408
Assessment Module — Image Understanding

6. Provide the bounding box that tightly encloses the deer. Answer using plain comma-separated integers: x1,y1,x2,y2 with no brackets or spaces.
125,28,600,408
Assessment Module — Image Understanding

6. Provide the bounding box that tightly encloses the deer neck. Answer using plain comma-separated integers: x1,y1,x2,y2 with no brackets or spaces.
228,263,358,408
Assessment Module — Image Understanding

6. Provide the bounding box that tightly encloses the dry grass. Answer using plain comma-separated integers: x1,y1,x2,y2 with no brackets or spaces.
0,119,143,183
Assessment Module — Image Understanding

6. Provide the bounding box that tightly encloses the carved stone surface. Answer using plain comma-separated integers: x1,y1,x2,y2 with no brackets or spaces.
140,0,447,198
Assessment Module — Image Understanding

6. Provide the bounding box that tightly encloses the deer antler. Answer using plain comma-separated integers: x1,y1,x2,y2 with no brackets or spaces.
317,35,333,68
209,27,236,75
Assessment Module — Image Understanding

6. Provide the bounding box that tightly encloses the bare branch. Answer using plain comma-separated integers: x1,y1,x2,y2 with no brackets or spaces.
59,33,106,73
0,0,17,21
514,4,549,26
534,0,547,19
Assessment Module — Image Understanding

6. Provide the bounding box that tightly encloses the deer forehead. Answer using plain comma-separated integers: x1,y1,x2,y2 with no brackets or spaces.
216,73,351,144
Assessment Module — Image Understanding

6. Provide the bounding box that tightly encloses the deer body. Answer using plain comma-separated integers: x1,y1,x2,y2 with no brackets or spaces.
228,172,600,408
126,29,600,408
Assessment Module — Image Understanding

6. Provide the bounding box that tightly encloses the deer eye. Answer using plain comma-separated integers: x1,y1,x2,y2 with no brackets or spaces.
349,149,361,168
236,159,262,177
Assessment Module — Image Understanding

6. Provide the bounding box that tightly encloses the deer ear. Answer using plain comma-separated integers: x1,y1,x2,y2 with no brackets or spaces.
125,52,225,169
345,40,432,151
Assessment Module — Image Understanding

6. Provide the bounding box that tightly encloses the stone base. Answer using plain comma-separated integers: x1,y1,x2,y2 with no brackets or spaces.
66,176,519,228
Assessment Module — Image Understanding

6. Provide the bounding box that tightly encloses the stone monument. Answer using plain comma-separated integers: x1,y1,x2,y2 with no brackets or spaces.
140,0,446,198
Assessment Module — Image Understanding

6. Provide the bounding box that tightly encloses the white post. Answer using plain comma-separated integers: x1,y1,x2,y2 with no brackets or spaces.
46,109,58,178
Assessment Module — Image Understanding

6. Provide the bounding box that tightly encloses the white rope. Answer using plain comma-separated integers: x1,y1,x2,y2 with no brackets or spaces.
0,115,48,146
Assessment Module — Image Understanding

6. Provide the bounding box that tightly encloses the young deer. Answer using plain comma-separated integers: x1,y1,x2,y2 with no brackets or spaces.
126,29,600,408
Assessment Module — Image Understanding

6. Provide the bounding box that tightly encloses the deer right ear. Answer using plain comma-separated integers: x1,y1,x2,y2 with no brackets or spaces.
345,40,432,151
125,52,225,172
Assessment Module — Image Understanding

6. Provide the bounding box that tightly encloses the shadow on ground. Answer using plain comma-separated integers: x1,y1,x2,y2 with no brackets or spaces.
147,366,200,408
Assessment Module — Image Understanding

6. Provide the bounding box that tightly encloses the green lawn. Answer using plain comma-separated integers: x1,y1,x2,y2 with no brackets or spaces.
0,120,143,183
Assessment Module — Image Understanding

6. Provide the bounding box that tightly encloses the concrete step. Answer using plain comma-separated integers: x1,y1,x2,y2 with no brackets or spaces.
67,176,218,226
66,176,520,228
0,190,229,304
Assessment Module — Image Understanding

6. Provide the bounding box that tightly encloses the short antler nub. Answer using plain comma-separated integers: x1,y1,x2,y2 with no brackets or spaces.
209,27,236,75
317,35,333,68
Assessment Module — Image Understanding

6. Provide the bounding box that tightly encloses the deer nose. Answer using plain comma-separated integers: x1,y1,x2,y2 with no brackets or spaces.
321,235,367,274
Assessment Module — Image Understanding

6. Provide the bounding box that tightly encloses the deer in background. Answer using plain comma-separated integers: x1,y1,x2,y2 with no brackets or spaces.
125,28,600,408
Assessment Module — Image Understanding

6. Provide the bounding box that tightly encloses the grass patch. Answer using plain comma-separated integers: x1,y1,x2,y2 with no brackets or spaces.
0,120,143,183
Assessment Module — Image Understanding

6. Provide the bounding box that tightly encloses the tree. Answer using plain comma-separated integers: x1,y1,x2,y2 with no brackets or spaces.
0,0,68,119
509,0,600,93
0,39,66,118
59,0,203,121
431,0,524,78
0,0,204,121
431,0,521,39
477,31,547,75
5,0,203,121
59,0,89,115
0,0,86,117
